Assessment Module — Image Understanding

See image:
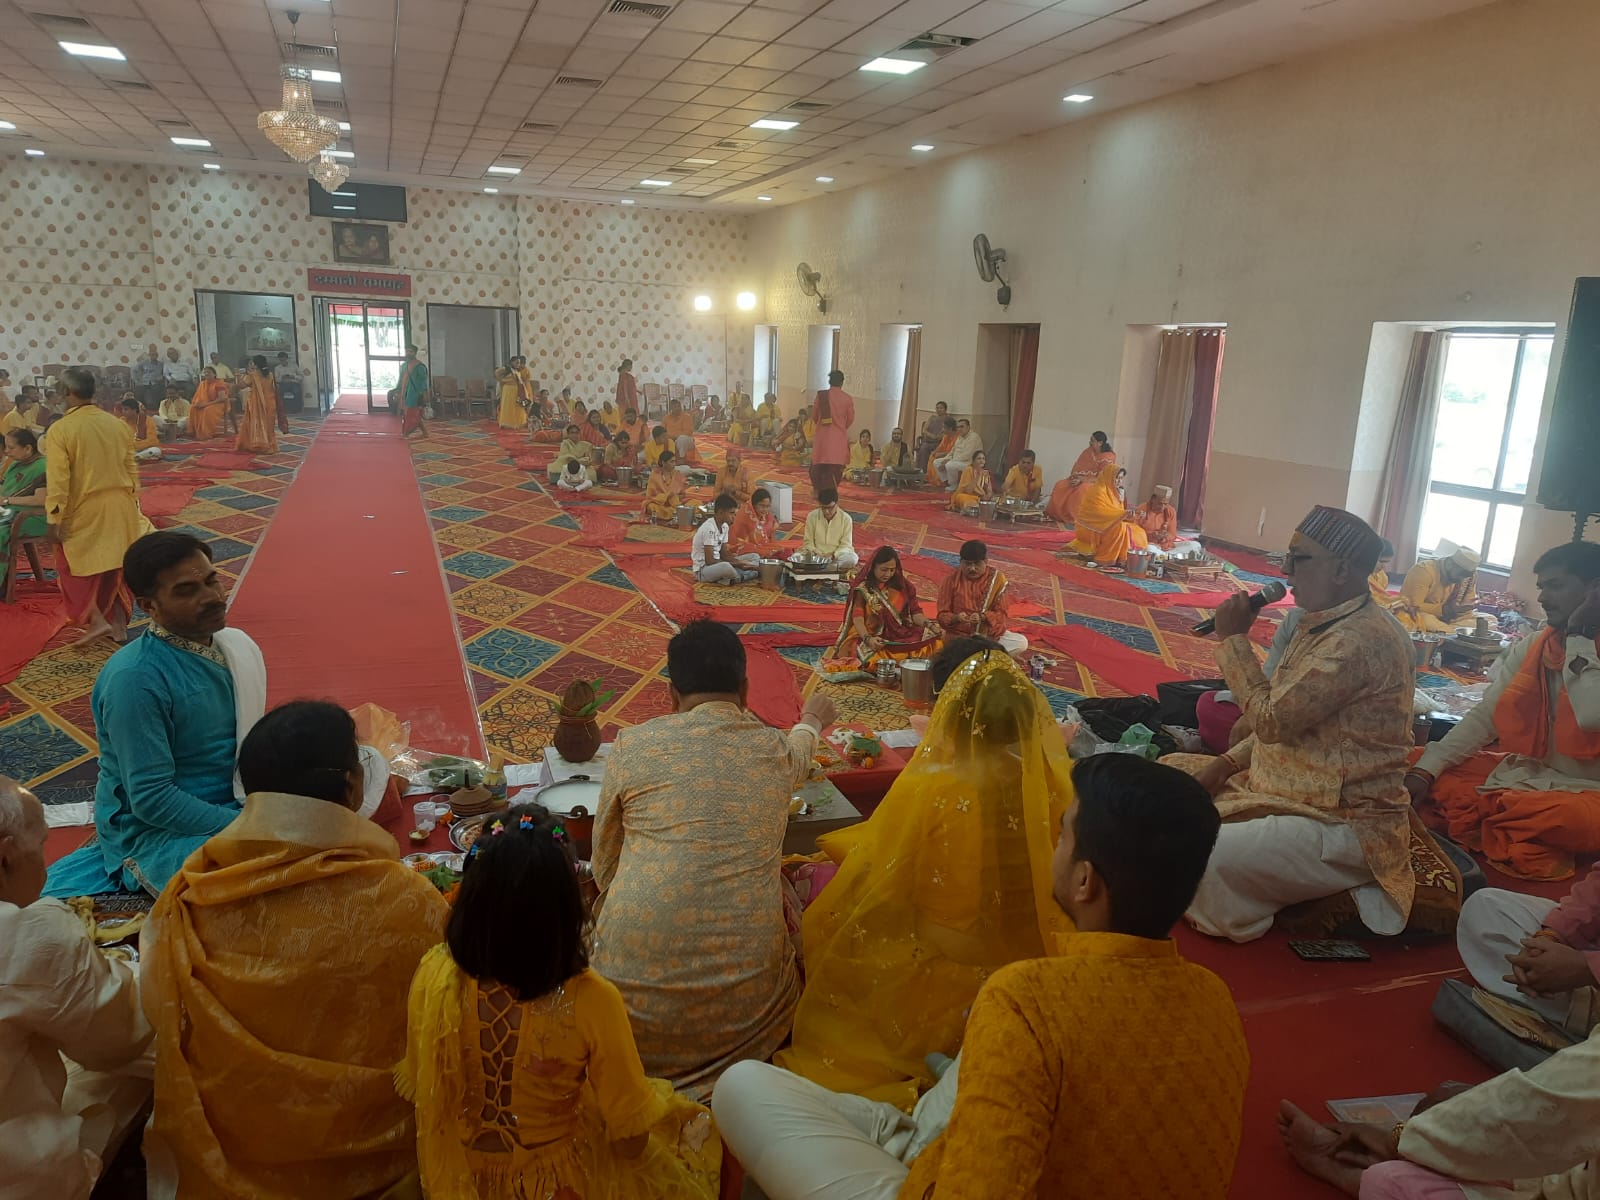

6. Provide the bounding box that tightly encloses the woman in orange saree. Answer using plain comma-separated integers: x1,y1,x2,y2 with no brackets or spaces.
1066,463,1141,567
947,449,994,511
643,451,684,521
819,546,943,680
234,356,278,454
187,367,229,439
1045,431,1115,523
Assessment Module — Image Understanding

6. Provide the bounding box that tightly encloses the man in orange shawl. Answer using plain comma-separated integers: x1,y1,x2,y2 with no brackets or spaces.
141,700,446,1200
664,397,700,465
1408,541,1600,880
938,539,1027,653
187,366,229,440
924,416,957,486
1046,431,1115,524
717,446,754,503
1066,463,1137,567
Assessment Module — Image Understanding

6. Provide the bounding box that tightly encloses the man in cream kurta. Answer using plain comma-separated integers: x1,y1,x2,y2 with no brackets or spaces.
1172,506,1417,942
1,777,154,1200
801,487,858,570
932,418,984,490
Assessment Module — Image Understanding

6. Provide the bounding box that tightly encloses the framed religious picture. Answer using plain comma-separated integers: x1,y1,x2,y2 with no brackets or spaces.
331,221,391,265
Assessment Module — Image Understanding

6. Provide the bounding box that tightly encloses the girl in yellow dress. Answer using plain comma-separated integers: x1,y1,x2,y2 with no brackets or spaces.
846,429,875,481
776,650,1073,1106
772,419,807,468
643,451,683,521
495,357,530,429
798,406,816,444
947,449,994,511
398,805,719,1200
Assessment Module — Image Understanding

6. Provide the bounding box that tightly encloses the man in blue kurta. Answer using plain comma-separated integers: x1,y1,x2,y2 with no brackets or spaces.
45,532,266,897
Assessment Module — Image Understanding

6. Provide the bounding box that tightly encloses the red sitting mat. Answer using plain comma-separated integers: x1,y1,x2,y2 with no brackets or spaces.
139,482,202,520
1031,624,1193,698
0,596,68,687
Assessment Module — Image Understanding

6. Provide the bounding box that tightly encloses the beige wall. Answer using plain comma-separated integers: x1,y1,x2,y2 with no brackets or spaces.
748,0,1600,585
0,161,753,405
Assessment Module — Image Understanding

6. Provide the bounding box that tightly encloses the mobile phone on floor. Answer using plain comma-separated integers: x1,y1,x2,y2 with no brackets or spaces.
1288,939,1371,962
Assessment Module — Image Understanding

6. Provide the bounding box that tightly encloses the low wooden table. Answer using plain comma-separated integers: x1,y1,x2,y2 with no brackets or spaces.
992,504,1047,523
784,776,862,855
783,562,847,592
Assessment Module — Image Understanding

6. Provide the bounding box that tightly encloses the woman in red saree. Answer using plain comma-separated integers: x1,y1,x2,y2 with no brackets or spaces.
820,546,942,679
1045,431,1115,524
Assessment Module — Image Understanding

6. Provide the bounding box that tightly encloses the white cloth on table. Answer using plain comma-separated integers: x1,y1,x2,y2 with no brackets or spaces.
1187,813,1402,943
713,1058,962,1200
1457,888,1574,1026
0,898,154,1200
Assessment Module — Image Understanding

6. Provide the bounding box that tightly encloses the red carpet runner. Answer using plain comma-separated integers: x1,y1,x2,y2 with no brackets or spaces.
227,403,483,758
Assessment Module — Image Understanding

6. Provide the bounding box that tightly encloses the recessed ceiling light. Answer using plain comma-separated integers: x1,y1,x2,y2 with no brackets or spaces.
639,179,671,187
860,57,925,75
331,191,356,197
333,205,356,211
485,165,521,175
0,121,15,131
338,121,351,131
60,41,125,60
756,195,772,201
621,198,635,205
483,186,499,193
693,295,713,312
1063,93,1094,103
736,292,757,311
324,149,354,159
911,143,934,152
202,162,221,170
682,157,718,165
24,148,44,156
309,69,341,83
815,176,833,183
750,118,799,131
170,136,211,147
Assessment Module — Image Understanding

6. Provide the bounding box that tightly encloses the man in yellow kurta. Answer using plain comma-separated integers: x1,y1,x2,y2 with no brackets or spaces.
714,753,1249,1200
1003,448,1043,502
1394,546,1479,632
45,368,148,644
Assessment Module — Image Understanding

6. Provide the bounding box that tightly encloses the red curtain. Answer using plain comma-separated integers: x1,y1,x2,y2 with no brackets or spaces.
1178,331,1225,530
1006,325,1040,468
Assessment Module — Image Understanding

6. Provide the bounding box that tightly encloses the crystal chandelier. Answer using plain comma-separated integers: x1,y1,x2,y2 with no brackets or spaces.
258,62,340,162
309,150,349,192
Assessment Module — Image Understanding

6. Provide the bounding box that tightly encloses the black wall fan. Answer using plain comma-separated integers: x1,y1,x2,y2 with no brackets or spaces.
972,234,1011,307
796,262,830,313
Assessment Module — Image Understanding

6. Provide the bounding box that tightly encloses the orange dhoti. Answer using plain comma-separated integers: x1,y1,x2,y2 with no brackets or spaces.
57,561,132,628
1419,747,1600,881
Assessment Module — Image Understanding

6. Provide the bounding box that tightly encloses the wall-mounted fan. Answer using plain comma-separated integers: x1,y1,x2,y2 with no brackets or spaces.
796,261,830,313
972,233,1012,307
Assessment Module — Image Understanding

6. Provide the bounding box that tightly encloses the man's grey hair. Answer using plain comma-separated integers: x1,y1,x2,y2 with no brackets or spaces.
0,777,35,842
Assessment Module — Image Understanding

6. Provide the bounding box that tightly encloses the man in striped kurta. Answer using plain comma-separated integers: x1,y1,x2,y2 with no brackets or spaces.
590,620,833,1100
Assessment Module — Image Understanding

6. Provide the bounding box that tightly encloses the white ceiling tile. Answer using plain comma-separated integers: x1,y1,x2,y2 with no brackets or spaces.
780,16,859,50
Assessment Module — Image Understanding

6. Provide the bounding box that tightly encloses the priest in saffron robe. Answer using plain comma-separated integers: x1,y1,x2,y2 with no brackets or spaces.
1409,540,1600,880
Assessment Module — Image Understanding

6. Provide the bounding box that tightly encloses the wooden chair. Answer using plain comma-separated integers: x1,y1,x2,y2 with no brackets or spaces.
464,378,493,419
432,375,463,418
4,514,49,604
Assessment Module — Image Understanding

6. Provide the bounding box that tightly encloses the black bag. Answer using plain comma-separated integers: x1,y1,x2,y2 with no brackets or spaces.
1156,679,1226,728
1073,695,1180,757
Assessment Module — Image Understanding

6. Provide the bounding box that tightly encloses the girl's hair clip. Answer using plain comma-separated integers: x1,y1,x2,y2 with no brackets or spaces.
466,842,482,861
551,824,566,843
519,814,535,831
489,820,508,838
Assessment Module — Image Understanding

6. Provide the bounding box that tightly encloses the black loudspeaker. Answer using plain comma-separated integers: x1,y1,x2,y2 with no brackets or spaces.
1539,277,1600,524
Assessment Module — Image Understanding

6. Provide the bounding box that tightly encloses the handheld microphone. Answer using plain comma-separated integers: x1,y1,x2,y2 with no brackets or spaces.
1191,579,1287,637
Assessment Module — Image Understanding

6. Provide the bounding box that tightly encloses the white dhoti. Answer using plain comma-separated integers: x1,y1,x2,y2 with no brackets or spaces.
712,1057,959,1200
1455,888,1590,1028
1187,814,1403,943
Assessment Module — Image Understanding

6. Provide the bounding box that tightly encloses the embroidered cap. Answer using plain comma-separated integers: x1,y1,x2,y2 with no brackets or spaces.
1449,547,1482,572
1152,485,1173,500
1296,505,1383,566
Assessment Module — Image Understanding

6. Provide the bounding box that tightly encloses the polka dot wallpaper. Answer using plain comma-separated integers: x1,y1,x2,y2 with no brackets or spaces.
0,158,754,398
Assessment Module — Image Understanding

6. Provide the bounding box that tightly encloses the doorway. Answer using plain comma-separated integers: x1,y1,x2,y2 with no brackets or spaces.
426,304,520,384
974,323,1040,474
194,289,299,408
312,297,412,413
1135,325,1226,530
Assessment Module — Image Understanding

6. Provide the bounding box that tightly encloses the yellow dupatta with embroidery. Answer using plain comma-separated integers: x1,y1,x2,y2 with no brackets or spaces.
141,792,448,1199
775,651,1074,1106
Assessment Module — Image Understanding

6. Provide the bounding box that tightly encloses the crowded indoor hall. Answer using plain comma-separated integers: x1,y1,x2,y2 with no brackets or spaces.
4,0,1600,1197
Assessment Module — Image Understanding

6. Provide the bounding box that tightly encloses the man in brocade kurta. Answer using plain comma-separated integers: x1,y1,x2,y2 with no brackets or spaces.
808,369,855,498
44,368,148,644
937,540,1027,654
590,621,833,1100
44,533,266,899
1172,505,1416,943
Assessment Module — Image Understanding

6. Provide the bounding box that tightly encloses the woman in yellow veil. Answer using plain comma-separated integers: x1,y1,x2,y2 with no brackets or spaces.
1066,462,1144,567
775,649,1073,1107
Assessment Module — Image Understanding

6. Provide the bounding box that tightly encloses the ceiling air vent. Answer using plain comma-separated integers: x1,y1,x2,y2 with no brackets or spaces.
27,11,94,28
520,121,562,133
608,0,674,18
662,166,695,175
110,79,154,91
281,41,338,59
154,118,194,128
554,75,605,88
784,101,829,112
894,32,978,58
712,139,749,150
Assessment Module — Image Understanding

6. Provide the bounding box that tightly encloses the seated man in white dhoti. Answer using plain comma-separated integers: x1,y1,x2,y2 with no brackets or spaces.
45,531,267,898
1168,506,1417,943
0,776,154,1200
